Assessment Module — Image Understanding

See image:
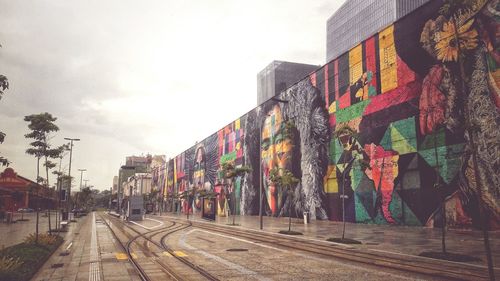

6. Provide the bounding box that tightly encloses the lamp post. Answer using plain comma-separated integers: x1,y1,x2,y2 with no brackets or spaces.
64,137,80,218
78,169,86,191
259,97,289,230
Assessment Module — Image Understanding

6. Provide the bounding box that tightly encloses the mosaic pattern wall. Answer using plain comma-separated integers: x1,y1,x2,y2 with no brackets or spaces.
164,0,500,229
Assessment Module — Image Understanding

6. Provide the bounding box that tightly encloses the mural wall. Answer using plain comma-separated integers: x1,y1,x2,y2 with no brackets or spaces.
165,0,500,229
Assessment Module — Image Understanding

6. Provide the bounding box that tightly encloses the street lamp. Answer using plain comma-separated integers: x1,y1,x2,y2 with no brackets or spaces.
259,97,289,230
64,137,80,218
78,169,86,191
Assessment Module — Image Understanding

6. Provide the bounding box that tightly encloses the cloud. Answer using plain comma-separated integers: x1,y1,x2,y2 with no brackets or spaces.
0,0,346,190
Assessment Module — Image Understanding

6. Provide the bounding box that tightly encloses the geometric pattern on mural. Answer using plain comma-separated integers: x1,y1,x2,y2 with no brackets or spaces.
418,143,464,184
352,152,422,225
164,0,500,230
380,116,417,155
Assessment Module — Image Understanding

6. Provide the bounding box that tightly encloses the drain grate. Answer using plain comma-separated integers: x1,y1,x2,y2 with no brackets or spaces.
226,248,248,252
59,252,70,256
51,263,64,268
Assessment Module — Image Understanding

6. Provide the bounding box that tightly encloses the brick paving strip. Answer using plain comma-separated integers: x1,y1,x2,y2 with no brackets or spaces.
88,212,101,281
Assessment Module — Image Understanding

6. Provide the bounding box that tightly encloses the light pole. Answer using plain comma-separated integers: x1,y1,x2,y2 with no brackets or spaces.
108,187,112,210
259,97,289,230
78,169,86,191
64,137,80,218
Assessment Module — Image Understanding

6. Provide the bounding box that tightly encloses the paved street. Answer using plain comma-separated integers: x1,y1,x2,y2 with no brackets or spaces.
19,212,499,280
169,212,500,267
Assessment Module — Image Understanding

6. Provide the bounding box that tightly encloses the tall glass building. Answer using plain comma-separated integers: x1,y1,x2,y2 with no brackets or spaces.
326,0,429,62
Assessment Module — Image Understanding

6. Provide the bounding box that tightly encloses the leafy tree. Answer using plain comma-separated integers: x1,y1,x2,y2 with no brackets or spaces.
196,189,219,200
178,189,194,219
329,124,367,244
268,167,299,234
24,113,63,187
0,43,10,166
0,74,8,100
76,187,93,210
94,189,112,208
148,188,159,213
221,161,251,225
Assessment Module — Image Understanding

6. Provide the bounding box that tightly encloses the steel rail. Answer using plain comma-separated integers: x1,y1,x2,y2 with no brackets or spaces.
163,216,494,281
105,213,220,281
97,213,152,281
159,224,221,281
104,215,184,281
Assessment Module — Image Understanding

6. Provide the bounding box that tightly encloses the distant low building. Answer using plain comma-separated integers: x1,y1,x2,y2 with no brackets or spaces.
0,167,58,212
257,61,319,105
123,173,152,197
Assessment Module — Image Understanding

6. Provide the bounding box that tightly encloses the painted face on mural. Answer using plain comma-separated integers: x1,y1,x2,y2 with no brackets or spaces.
193,146,206,189
261,105,293,216
193,146,207,210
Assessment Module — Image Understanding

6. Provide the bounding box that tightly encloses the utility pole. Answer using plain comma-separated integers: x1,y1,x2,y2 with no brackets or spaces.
109,187,112,209
64,137,80,220
78,169,86,191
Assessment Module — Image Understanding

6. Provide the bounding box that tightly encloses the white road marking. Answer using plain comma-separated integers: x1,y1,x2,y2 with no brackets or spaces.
194,229,289,253
180,229,271,281
89,212,101,281
129,218,164,230
66,242,73,250
187,229,424,281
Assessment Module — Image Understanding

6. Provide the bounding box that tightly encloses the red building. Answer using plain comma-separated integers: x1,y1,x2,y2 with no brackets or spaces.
0,168,58,212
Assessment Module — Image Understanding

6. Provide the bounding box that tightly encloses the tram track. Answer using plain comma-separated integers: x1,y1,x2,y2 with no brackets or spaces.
99,213,220,281
162,216,495,281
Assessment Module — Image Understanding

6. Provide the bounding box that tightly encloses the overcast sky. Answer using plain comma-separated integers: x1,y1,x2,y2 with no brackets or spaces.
0,0,346,191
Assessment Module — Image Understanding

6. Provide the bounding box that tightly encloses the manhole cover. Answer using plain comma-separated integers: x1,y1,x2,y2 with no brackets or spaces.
226,248,248,252
51,263,64,268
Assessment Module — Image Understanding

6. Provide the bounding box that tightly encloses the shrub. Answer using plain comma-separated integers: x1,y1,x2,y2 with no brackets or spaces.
0,256,22,272
24,233,59,246
0,236,63,281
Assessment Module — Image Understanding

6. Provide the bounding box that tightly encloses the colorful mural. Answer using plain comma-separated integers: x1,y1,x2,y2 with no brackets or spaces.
165,0,499,229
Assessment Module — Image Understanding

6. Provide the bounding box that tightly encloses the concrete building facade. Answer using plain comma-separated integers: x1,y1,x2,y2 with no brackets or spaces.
257,61,319,105
326,0,429,62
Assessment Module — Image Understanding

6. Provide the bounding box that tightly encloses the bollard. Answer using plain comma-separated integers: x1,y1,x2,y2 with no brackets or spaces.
303,212,309,224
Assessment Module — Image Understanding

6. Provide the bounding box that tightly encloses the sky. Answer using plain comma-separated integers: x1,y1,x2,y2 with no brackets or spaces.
0,0,346,191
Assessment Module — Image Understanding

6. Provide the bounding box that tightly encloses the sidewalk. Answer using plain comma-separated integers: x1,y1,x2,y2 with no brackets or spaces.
154,212,499,268
32,212,140,281
0,211,60,248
